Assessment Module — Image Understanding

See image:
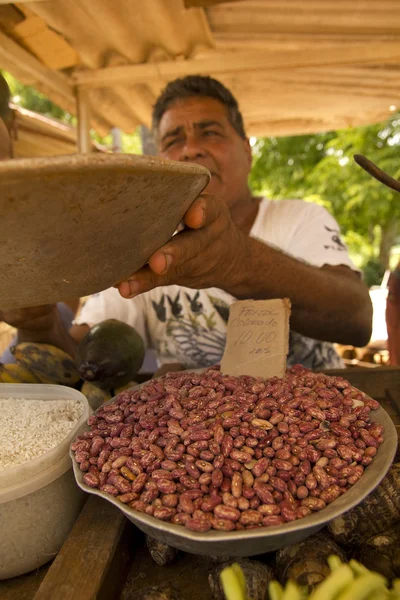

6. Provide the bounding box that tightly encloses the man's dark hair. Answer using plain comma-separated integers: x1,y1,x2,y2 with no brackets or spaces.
0,74,12,125
152,75,246,139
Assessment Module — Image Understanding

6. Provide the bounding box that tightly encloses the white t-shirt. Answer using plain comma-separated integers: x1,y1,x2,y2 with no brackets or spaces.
75,199,356,371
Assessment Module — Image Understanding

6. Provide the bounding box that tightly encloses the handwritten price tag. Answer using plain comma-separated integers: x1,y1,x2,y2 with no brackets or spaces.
220,298,291,378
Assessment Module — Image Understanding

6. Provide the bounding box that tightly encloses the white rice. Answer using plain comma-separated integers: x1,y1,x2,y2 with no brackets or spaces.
0,398,84,471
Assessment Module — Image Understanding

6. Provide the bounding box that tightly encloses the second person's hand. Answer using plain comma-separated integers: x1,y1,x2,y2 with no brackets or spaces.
0,305,58,332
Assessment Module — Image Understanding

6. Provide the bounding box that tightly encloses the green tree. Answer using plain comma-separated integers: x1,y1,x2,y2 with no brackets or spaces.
250,114,400,283
2,70,74,123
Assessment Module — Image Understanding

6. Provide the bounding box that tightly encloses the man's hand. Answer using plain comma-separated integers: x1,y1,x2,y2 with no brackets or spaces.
0,305,58,332
117,193,247,299
115,192,372,347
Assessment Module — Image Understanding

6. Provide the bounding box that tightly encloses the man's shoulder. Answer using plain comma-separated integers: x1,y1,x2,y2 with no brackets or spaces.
262,198,326,217
257,199,328,233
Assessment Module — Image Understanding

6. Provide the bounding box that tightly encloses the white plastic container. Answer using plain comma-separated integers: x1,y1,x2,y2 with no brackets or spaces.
0,384,90,579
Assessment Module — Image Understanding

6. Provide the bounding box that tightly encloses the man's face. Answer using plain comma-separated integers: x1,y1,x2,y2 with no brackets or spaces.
0,118,11,160
157,96,252,209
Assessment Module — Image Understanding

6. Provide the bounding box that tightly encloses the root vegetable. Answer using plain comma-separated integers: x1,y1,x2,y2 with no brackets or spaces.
328,460,400,546
210,559,274,600
127,583,185,600
145,535,178,566
353,522,400,580
275,532,346,591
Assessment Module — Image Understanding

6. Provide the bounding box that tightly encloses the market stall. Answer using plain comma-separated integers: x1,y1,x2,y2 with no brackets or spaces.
1,1,400,598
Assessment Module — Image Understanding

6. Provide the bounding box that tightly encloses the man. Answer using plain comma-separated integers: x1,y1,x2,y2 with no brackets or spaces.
0,75,372,371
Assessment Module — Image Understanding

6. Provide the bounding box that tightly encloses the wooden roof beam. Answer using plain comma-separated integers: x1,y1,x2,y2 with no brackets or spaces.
0,29,73,107
0,31,115,136
245,110,393,137
0,0,50,3
184,0,243,7
72,40,400,88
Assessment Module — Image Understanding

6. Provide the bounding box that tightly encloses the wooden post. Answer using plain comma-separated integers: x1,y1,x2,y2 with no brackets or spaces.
75,87,91,154
139,125,157,156
111,127,122,153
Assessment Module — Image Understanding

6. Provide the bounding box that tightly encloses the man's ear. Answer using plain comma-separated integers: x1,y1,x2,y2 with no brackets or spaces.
243,137,252,169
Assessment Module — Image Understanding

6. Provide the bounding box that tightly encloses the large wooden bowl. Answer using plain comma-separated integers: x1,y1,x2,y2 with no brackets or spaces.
0,154,210,309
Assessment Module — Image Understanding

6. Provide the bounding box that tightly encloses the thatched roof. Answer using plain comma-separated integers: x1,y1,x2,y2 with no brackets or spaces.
1,0,399,138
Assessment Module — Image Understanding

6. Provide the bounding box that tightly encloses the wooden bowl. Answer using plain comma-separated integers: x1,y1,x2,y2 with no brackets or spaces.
0,154,209,309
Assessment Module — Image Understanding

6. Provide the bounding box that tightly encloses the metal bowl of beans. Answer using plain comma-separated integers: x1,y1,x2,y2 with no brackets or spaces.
71,367,398,557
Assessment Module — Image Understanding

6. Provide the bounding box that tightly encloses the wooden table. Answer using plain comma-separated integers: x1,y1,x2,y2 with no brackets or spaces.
1,367,399,600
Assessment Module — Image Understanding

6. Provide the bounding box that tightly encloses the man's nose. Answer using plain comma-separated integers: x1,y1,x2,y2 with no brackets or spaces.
181,137,206,162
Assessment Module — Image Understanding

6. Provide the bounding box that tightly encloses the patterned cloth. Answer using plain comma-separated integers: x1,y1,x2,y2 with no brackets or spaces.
75,199,356,371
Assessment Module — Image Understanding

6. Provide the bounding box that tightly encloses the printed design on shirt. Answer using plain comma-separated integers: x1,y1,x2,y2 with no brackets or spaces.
151,293,342,370
323,225,347,252
287,331,343,371
151,291,226,366
152,294,167,322
208,295,230,323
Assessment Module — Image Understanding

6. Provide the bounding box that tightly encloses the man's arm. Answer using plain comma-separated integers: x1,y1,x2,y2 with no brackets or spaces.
227,238,371,346
117,194,372,347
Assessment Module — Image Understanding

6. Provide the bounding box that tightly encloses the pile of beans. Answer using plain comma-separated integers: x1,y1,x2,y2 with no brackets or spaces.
72,365,384,533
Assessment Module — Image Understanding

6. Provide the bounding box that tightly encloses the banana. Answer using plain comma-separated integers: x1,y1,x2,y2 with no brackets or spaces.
335,573,387,600
264,557,396,600
220,566,245,600
81,382,112,410
12,342,81,386
0,362,41,383
269,581,284,600
308,565,354,600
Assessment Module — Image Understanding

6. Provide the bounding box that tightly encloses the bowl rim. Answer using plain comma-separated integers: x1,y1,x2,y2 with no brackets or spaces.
0,152,211,179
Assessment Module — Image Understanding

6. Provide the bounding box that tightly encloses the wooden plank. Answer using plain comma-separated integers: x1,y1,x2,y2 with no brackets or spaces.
33,496,133,600
0,5,25,33
386,388,400,421
0,0,50,3
0,31,110,136
0,565,48,600
0,30,73,106
185,0,242,7
121,531,213,600
13,14,79,70
72,40,400,88
323,366,400,399
214,32,400,52
207,0,400,36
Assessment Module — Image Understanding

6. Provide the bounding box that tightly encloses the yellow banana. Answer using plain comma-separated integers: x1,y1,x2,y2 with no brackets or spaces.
81,381,112,410
0,362,41,384
12,342,81,386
